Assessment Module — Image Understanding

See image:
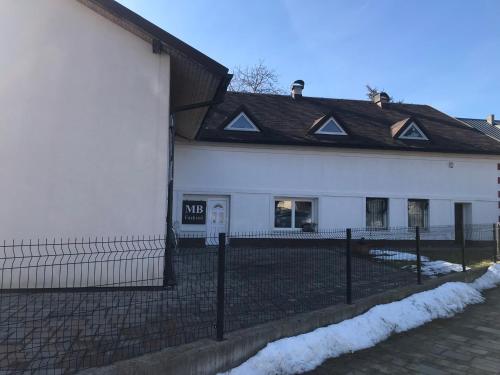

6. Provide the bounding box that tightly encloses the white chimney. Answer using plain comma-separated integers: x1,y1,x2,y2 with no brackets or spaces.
291,80,304,99
487,114,495,125
373,92,390,108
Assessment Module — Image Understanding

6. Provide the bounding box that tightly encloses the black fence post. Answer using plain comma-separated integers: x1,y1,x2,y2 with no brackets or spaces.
416,226,422,285
346,228,352,305
216,233,226,341
461,225,466,272
163,230,176,288
495,223,499,264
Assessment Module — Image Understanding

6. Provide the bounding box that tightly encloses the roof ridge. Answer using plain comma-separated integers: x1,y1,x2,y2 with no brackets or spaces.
225,91,431,106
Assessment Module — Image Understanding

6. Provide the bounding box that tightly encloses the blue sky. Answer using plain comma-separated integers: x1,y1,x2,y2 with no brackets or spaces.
117,0,499,118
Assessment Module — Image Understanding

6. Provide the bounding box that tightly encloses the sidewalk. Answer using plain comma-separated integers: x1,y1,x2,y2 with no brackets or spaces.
306,286,500,374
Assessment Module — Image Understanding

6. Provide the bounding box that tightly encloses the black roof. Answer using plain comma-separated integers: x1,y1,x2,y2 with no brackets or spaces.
457,118,500,143
198,92,500,155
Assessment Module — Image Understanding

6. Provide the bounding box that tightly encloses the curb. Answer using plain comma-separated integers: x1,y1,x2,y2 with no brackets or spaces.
79,267,489,375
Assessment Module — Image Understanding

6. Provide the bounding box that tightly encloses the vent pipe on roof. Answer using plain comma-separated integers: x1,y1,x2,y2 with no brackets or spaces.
373,92,390,108
487,114,495,125
291,80,304,99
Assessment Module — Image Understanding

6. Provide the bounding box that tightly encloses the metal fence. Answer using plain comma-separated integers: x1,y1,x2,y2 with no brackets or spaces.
0,224,497,374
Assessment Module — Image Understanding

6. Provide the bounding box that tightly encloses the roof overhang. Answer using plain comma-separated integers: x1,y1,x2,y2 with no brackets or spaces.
79,0,231,139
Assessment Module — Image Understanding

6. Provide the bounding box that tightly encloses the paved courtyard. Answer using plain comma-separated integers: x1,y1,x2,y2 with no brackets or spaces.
307,285,500,375
0,246,418,374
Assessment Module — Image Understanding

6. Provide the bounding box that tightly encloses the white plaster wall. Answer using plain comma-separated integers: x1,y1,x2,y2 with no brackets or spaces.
0,0,170,239
231,193,270,233
174,142,498,233
388,198,407,227
472,201,497,225
319,197,364,230
429,200,453,226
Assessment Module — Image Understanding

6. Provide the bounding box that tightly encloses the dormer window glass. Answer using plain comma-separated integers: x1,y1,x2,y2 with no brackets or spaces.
315,117,347,135
399,122,428,140
224,112,259,132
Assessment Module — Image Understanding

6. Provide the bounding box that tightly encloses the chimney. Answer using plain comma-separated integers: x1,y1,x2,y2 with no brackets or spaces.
487,114,495,125
291,80,304,99
373,92,390,108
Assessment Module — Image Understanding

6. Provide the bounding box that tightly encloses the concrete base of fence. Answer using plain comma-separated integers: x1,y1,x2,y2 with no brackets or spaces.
79,267,489,375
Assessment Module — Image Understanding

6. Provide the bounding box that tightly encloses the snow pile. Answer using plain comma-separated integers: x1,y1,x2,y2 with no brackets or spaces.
370,249,468,276
472,263,500,291
222,265,500,375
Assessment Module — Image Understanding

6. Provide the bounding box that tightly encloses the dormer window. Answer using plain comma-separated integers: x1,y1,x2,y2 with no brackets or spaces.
391,118,429,141
315,117,347,136
224,112,260,132
399,122,428,140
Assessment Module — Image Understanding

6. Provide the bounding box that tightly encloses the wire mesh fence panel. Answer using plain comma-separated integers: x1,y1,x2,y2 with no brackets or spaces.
0,225,497,374
350,227,418,301
0,237,165,289
463,224,497,270
0,237,218,374
223,234,345,333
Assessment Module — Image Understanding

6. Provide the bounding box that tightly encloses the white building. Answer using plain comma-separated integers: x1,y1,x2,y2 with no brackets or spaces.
458,116,500,222
173,87,500,242
2,1,499,246
0,0,230,239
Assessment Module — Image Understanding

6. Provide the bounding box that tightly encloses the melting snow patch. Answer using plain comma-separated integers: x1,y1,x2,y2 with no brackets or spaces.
370,249,430,262
421,260,468,276
370,249,469,276
222,264,500,375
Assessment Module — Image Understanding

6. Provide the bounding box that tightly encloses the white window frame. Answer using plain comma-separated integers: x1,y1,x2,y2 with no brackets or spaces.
273,198,316,230
399,122,428,140
315,117,347,136
224,112,260,132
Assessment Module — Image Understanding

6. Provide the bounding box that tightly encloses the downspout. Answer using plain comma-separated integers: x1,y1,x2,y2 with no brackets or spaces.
163,113,177,287
163,74,232,287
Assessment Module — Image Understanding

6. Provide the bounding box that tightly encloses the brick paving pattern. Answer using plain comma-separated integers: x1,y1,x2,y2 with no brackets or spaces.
307,285,500,375
0,246,419,374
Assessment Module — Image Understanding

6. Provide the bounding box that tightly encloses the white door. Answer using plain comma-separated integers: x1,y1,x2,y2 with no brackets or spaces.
206,199,228,245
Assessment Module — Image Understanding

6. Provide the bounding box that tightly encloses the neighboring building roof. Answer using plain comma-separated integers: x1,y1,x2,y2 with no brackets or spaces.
79,0,231,139
457,118,500,142
198,92,500,155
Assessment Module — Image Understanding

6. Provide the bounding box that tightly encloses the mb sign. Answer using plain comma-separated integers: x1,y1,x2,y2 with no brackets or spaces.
182,200,206,224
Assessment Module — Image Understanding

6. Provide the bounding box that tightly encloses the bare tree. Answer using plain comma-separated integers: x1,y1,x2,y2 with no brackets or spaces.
365,84,404,103
229,61,285,94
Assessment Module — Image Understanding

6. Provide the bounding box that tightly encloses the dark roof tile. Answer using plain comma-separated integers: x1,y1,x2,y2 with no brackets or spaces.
457,118,500,143
198,92,500,155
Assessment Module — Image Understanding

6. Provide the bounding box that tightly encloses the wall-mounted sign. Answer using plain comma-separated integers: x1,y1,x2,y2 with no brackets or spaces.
182,200,206,225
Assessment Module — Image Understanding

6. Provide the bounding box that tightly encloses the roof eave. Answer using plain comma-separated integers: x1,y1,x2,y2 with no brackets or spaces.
80,0,228,76
79,0,230,139
196,137,500,156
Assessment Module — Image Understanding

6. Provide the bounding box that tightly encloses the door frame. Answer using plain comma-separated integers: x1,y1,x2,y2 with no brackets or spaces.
206,197,230,245
454,203,464,243
454,202,472,243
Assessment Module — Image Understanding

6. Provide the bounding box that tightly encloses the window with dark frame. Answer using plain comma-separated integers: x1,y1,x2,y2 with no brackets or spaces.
408,199,429,229
274,199,313,229
366,198,388,229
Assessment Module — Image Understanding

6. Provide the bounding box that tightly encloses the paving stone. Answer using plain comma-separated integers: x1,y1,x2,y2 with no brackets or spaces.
474,326,500,336
441,350,473,362
412,364,447,375
1,247,425,373
306,287,500,375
